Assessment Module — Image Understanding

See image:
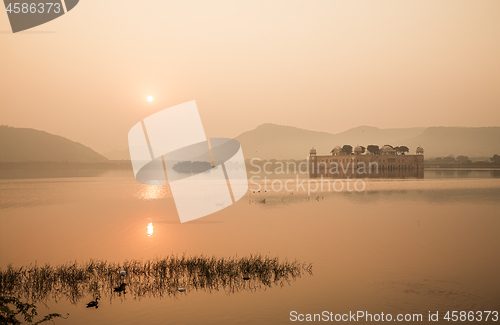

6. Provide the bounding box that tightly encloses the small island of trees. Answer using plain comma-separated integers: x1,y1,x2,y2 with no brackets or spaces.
172,161,213,173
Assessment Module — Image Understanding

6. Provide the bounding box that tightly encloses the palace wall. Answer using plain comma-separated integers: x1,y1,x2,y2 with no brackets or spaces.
309,153,424,178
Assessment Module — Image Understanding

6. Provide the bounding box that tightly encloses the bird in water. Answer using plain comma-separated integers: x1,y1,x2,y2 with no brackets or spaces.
114,283,127,293
119,266,126,277
86,297,99,308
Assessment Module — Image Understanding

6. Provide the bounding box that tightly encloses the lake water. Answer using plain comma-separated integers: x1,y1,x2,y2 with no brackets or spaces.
1,170,499,324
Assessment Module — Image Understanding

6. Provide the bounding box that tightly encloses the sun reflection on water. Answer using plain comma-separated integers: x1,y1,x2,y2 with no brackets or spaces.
138,184,170,200
147,221,154,237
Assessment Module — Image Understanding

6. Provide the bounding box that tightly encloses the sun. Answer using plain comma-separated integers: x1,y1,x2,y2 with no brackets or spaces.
147,96,153,102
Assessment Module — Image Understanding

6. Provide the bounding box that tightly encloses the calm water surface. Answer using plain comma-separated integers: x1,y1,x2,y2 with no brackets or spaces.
1,171,499,324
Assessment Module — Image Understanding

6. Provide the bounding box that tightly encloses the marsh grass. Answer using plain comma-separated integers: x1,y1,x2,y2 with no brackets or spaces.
1,255,312,305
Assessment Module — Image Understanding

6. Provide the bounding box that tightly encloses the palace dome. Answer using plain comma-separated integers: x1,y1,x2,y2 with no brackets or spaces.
381,145,396,155
416,146,424,154
354,145,363,154
331,146,341,151
330,146,341,155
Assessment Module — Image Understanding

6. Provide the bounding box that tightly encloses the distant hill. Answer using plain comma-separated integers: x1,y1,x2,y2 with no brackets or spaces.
103,124,500,161
397,126,500,158
334,125,426,146
103,149,130,160
234,124,338,160
235,124,500,159
0,126,108,163
235,124,426,159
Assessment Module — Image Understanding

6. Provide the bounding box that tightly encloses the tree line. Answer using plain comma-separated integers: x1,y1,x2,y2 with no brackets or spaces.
428,154,500,164
338,145,410,155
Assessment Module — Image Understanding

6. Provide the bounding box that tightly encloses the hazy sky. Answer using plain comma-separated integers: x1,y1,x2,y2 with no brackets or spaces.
1,0,499,153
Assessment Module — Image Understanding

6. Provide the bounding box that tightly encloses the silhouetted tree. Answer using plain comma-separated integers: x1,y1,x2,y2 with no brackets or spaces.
456,155,470,164
367,145,380,155
395,146,409,155
341,145,353,155
442,156,455,163
360,146,366,153
491,154,500,163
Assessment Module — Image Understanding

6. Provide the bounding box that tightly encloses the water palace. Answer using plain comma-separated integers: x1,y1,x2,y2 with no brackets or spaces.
309,145,424,178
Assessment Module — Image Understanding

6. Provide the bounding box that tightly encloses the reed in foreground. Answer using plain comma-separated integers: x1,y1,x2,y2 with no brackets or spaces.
0,255,313,304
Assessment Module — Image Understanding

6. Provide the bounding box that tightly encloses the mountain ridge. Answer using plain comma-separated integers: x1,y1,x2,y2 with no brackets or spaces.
94,124,500,160
234,124,500,159
0,125,108,163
